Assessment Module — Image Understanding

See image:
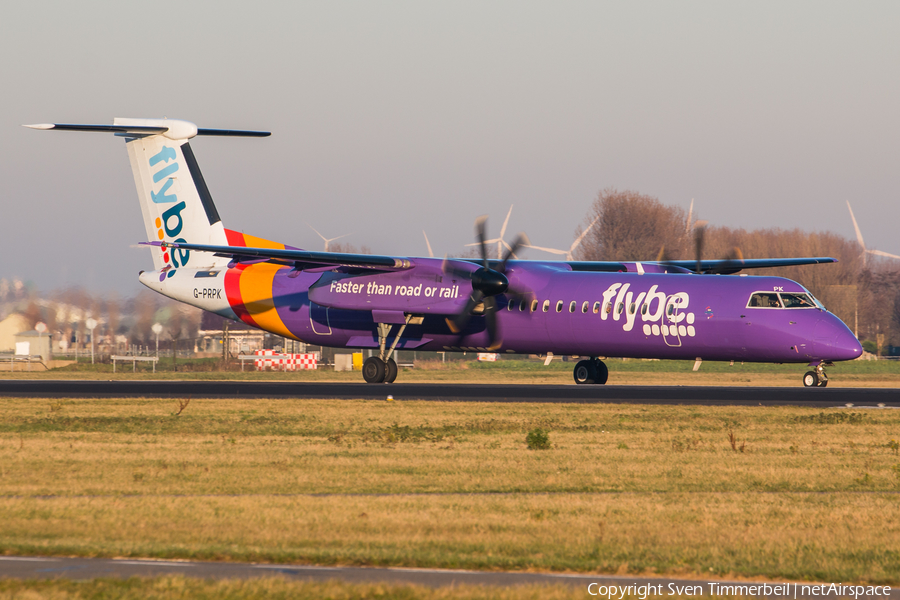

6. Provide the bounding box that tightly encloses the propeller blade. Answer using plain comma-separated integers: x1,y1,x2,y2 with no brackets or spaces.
710,247,745,274
484,296,502,350
423,231,434,258
474,215,489,269
499,239,519,260
693,220,708,273
441,256,477,279
446,289,484,333
500,233,529,271
656,245,670,263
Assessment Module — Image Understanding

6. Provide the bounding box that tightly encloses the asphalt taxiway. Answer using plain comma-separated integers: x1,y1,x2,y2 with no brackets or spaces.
0,380,897,406
2,556,895,598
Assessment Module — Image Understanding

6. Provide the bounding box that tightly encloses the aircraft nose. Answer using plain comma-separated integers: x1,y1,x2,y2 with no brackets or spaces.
813,316,862,361
833,328,863,361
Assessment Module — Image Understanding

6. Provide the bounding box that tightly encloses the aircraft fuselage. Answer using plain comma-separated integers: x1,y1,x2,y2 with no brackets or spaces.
140,259,861,366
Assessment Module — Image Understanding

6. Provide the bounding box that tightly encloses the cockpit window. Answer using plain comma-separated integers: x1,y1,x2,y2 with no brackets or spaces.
748,292,782,308
779,292,815,308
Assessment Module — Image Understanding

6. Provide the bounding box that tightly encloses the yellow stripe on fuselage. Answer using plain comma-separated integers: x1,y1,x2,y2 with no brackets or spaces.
238,262,297,340
242,233,286,250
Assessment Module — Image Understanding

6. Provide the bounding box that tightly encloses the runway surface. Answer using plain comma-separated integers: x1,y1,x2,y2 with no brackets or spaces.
1,556,894,598
0,379,897,406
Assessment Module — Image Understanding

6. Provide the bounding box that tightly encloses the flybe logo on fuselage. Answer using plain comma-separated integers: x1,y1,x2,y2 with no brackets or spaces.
149,145,190,280
600,282,699,339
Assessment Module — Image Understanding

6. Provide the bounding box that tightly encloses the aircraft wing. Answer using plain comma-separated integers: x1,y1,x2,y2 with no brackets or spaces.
662,257,837,274
147,241,413,272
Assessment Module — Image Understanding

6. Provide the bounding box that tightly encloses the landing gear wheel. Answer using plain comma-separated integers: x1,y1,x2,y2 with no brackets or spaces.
384,358,398,384
818,377,828,388
802,371,819,388
574,360,594,384
592,359,609,385
363,357,386,383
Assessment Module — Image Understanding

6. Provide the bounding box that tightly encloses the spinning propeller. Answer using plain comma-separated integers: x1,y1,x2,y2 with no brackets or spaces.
692,221,744,274
656,218,744,274
443,216,530,350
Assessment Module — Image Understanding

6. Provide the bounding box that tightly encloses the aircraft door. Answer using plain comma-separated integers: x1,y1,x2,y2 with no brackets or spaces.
309,302,332,335
662,295,682,347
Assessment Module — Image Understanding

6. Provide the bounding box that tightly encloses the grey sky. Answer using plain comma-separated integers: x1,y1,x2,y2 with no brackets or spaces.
3,1,898,293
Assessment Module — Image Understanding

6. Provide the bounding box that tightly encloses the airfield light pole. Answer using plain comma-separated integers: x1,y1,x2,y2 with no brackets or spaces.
85,318,98,364
152,323,163,357
35,322,47,363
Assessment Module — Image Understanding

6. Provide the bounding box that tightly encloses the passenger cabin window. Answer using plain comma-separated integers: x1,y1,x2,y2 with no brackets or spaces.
556,300,564,313
582,301,589,314
508,299,515,311
780,292,815,308
592,301,600,314
542,300,550,313
569,301,577,313
532,300,539,312
748,292,783,308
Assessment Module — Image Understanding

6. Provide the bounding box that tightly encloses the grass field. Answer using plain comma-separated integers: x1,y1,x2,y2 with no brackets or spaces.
5,356,900,386
0,577,586,600
1,396,899,588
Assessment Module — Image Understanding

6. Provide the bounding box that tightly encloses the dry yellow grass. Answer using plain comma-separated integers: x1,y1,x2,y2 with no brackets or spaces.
0,397,898,583
0,577,583,600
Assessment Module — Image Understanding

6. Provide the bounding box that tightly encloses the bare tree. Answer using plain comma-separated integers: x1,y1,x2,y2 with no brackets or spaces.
575,188,689,261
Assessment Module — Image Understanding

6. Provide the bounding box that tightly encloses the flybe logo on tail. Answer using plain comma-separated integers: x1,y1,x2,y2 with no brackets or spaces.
149,145,190,280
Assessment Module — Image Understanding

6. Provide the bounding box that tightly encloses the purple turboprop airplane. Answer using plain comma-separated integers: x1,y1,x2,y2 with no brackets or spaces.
28,118,862,387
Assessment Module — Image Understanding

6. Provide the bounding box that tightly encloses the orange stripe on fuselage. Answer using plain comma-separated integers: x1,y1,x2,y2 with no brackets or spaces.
237,262,296,340
222,229,295,339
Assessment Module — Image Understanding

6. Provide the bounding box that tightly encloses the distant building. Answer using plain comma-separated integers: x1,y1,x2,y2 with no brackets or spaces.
197,312,307,356
0,313,30,352
197,312,262,356
13,330,51,362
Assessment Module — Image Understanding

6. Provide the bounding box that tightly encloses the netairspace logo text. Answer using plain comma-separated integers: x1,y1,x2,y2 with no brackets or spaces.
586,582,892,599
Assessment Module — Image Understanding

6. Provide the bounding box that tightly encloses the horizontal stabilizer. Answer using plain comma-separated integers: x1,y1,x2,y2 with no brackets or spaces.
146,241,414,272
24,118,269,140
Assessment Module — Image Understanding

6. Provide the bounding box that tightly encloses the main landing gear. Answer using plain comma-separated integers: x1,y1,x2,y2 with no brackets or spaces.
363,315,422,384
573,358,609,385
363,356,398,384
802,362,831,388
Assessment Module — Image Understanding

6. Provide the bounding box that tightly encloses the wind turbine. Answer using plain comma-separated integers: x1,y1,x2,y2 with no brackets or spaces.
466,205,516,259
685,198,694,234
524,216,600,261
847,201,900,267
308,225,352,252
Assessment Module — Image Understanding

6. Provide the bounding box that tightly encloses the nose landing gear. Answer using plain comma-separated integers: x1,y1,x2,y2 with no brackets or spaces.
574,357,609,385
802,362,830,387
